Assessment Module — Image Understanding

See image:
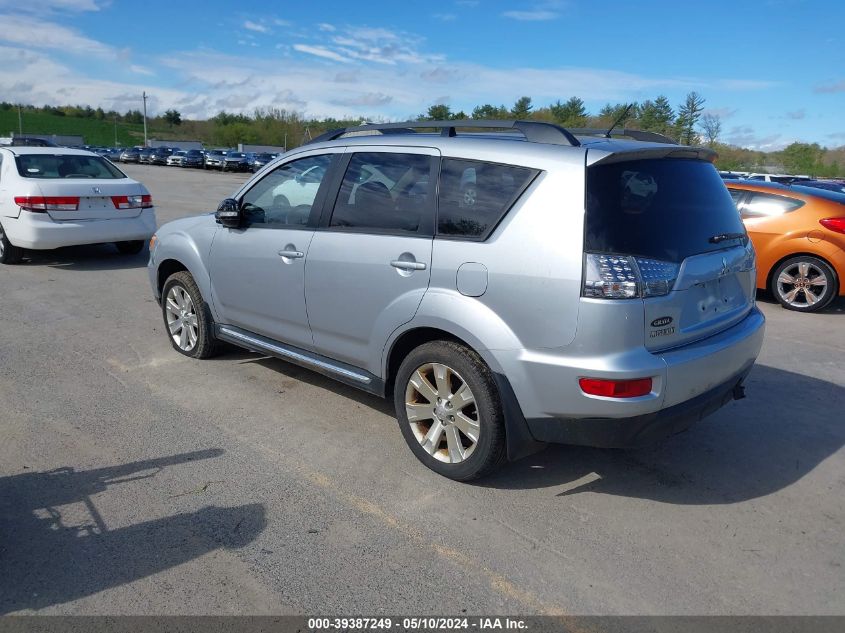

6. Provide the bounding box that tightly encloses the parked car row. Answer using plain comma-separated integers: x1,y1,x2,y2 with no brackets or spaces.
115,147,281,172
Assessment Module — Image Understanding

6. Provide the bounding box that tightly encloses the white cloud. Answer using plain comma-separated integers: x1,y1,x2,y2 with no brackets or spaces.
815,80,845,94
317,22,336,31
433,13,456,21
724,125,789,150
703,107,737,119
502,10,559,20
292,44,353,63
0,14,114,55
130,64,155,76
243,20,268,33
0,0,101,11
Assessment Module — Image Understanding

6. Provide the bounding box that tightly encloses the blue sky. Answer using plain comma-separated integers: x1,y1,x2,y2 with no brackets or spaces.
1,0,843,149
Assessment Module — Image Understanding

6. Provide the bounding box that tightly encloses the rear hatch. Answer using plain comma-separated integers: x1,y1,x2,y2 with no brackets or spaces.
14,152,148,220
584,155,756,351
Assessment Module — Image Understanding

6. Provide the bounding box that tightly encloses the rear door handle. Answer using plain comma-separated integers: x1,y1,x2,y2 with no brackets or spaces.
390,260,426,271
278,249,304,259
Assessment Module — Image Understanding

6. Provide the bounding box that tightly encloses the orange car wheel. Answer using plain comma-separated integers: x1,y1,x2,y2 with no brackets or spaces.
770,255,837,312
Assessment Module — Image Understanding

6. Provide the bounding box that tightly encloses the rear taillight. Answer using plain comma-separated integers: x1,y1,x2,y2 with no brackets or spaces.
14,196,79,212
579,377,653,398
582,253,679,299
112,194,153,209
820,217,845,235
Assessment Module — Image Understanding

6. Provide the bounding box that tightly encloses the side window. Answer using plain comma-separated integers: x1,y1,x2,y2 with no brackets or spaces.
437,158,538,239
738,192,805,219
329,152,434,234
239,154,333,227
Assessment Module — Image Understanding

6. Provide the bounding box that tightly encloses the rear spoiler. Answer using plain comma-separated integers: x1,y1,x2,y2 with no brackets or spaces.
586,145,718,166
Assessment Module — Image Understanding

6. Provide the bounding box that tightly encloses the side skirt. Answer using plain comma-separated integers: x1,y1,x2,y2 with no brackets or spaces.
215,324,385,397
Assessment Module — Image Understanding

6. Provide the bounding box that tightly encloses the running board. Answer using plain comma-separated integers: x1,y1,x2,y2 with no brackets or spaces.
215,325,383,395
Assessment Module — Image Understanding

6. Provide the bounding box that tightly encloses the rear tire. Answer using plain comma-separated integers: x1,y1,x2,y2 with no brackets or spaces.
161,271,221,359
0,222,24,265
115,240,145,255
394,341,506,481
770,255,837,312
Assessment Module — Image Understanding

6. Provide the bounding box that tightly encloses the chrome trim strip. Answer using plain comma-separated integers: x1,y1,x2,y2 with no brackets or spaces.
217,326,372,384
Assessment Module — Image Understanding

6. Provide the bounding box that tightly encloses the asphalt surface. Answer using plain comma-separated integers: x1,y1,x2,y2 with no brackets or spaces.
1,163,843,615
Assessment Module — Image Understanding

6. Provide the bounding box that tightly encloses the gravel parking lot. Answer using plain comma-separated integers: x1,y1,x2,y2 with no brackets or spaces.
1,163,843,616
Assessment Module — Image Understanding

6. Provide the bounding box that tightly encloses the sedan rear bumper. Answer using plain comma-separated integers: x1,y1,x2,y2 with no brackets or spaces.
3,209,156,249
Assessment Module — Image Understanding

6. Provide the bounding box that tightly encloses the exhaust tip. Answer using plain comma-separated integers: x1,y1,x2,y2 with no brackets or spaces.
733,382,746,401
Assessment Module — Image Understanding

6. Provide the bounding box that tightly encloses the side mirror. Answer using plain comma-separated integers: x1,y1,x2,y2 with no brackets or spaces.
215,198,242,228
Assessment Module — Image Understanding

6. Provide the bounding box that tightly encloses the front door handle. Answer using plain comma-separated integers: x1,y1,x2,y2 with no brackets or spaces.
390,260,426,271
278,249,304,259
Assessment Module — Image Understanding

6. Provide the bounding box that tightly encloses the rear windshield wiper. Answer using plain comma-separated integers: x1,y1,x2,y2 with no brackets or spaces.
709,232,747,244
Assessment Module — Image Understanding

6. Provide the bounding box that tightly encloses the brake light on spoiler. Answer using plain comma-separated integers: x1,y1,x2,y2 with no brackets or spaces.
111,194,153,209
14,196,80,212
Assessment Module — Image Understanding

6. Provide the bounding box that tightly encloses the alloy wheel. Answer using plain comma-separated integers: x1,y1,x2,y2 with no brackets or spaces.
164,285,199,351
775,261,829,309
405,363,480,464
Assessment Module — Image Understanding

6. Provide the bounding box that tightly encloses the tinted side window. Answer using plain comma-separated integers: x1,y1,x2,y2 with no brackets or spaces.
437,158,538,239
239,154,333,227
738,192,805,219
329,152,434,234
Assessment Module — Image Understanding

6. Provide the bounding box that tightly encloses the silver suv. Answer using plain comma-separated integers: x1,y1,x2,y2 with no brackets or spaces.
148,120,765,480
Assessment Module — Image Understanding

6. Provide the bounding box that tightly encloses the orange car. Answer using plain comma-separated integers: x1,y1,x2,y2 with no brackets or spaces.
725,180,845,312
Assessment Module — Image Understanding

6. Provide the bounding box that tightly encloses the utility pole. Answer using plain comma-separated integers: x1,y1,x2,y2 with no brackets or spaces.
114,116,118,146
17,103,23,136
142,91,148,147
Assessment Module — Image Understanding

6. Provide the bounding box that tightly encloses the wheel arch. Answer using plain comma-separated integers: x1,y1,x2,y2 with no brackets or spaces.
157,258,189,294
383,325,545,462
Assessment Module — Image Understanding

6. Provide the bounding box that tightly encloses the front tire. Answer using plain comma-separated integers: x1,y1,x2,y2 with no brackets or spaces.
394,341,506,481
115,240,145,255
770,255,837,312
0,222,24,265
161,271,221,359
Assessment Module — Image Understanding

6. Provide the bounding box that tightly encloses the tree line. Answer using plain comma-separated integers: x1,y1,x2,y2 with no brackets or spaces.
3,96,843,176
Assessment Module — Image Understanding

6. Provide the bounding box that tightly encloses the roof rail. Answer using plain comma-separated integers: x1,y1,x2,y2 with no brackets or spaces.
308,119,581,147
568,128,677,144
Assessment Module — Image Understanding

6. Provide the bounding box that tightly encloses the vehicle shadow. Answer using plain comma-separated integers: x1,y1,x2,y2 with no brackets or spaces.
756,290,845,315
21,244,149,271
0,448,265,614
219,352,395,416
483,364,845,502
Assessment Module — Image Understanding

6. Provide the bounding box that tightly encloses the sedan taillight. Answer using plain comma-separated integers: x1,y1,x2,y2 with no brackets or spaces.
112,194,153,209
14,196,79,212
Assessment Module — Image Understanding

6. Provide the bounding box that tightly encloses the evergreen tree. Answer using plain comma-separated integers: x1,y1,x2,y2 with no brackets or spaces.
549,97,588,127
639,95,675,136
676,91,705,145
510,96,533,119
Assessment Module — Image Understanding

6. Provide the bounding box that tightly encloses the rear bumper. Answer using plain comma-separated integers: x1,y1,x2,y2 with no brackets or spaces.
3,209,157,249
526,363,753,447
497,306,765,448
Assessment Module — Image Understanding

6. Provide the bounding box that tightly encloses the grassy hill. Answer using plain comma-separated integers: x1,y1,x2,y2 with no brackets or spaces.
0,109,199,147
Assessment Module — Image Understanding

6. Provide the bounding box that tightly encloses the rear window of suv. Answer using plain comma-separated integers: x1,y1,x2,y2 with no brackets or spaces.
15,154,127,179
585,158,746,263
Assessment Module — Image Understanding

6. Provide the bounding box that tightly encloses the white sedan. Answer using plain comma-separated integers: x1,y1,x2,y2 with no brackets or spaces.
0,147,156,264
